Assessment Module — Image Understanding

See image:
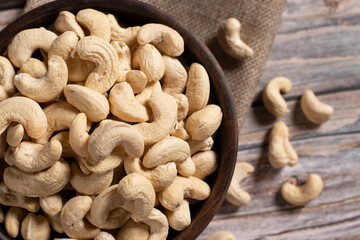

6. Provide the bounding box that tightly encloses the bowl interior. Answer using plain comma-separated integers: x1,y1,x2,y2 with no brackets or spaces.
0,0,238,239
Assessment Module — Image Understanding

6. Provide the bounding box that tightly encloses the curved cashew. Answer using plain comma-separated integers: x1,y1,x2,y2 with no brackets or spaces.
4,207,27,238
109,82,150,122
137,23,184,57
49,31,78,61
135,81,162,106
51,131,76,158
54,11,85,38
7,27,57,68
60,196,100,239
188,137,214,155
207,231,236,240
76,36,120,93
81,147,125,173
281,174,323,206
13,139,62,173
76,9,111,42
143,136,190,168
141,208,169,240
185,63,210,115
4,147,15,166
38,101,79,144
134,92,177,145
14,55,68,102
226,162,254,206
301,90,334,124
40,194,64,233
108,14,140,47
70,162,113,195
4,159,71,197
166,199,191,231
69,113,90,157
158,176,210,211
124,156,177,192
162,56,187,95
116,219,149,240
170,120,190,140
186,104,223,140
176,157,195,177
131,44,165,82
18,58,47,78
174,94,189,121
95,232,115,240
125,70,147,93
218,18,254,59
0,182,40,212
88,121,144,161
21,213,51,240
263,77,292,116
6,123,24,147
0,97,47,140
0,56,16,100
269,121,298,169
64,84,109,122
67,57,95,82
192,151,218,179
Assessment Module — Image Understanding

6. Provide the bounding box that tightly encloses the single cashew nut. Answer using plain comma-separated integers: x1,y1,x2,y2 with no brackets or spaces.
161,56,187,96
170,120,190,140
158,176,210,211
166,199,191,231
69,113,90,157
137,24,184,57
6,123,24,148
174,94,189,121
301,90,334,124
185,63,210,115
95,232,115,240
188,137,214,155
116,219,149,240
7,27,57,68
186,104,223,141
54,11,85,38
192,151,218,180
135,81,162,106
76,9,111,42
141,208,169,240
4,159,71,197
263,77,292,117
0,97,47,140
14,55,68,102
81,147,125,173
207,231,236,240
49,31,78,61
51,131,76,158
0,56,16,100
131,44,165,82
269,121,298,169
4,207,27,238
18,58,47,78
76,36,120,93
21,213,51,240
226,162,254,206
218,18,254,59
61,196,100,239
176,157,196,177
0,182,40,212
108,14,140,47
281,174,323,206
40,194,64,233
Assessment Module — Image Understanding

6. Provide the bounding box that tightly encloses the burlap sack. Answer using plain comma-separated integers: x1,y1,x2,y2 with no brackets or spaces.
25,0,287,130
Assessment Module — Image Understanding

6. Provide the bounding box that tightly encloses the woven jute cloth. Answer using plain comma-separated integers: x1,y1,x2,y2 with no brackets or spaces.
25,0,287,130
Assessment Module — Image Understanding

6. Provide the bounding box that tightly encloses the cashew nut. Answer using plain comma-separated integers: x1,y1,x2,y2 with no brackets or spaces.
76,9,111,42
0,182,40,212
116,219,149,240
176,157,196,177
49,31,78,61
111,41,131,72
76,36,120,93
81,147,125,173
21,213,51,240
174,94,189,121
192,151,218,180
186,104,223,140
134,92,177,145
281,174,323,206
51,131,76,158
226,162,254,206
4,147,15,166
40,194,64,233
218,18,253,59
124,70,147,93
68,113,90,157
60,196,100,239
131,44,165,82
207,231,236,240
301,90,334,124
158,176,210,211
4,207,27,238
6,123,24,148
161,56,188,97
269,121,298,169
7,27,57,68
0,56,16,100
135,81,162,106
137,23,184,57
170,120,190,140
107,14,140,47
185,63,210,115
70,162,113,195
95,232,115,240
18,58,47,78
187,137,214,155
4,159,71,197
166,199,191,231
54,11,85,38
263,77,292,117
13,139,62,173
141,208,169,240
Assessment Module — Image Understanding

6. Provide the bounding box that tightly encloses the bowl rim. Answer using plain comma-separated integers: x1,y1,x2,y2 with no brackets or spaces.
0,0,238,239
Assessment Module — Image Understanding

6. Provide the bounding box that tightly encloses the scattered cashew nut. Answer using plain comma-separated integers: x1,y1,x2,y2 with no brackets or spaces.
301,90,334,124
263,77,292,117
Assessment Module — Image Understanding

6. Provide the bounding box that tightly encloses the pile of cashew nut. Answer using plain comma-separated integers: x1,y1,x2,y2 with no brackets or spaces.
0,8,224,240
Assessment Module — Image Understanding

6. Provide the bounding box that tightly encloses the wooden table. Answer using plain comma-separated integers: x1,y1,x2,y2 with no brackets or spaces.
0,0,359,239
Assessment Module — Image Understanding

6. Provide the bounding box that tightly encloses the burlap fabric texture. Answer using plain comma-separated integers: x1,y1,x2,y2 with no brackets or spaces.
25,0,287,131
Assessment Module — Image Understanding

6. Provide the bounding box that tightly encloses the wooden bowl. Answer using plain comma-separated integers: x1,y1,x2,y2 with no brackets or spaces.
0,0,238,239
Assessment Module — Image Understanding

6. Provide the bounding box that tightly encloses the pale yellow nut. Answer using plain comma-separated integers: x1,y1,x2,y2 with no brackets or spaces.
281,174,323,206
174,94,189,121
39,194,64,233
192,151,218,180
187,137,214,155
166,199,191,231
111,41,131,73
124,70,147,93
6,123,24,148
76,9,111,42
135,81,162,107
54,11,85,38
0,56,16,100
141,208,169,240
108,14,140,47
95,231,115,240
116,219,149,240
4,147,15,166
218,17,254,59
18,58,47,78
170,120,190,140
21,213,51,240
176,157,196,177
226,162,254,206
4,207,27,238
162,56,187,96
49,31,79,61
268,121,298,169
69,113,90,157
207,231,236,240
301,90,334,124
263,77,292,117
